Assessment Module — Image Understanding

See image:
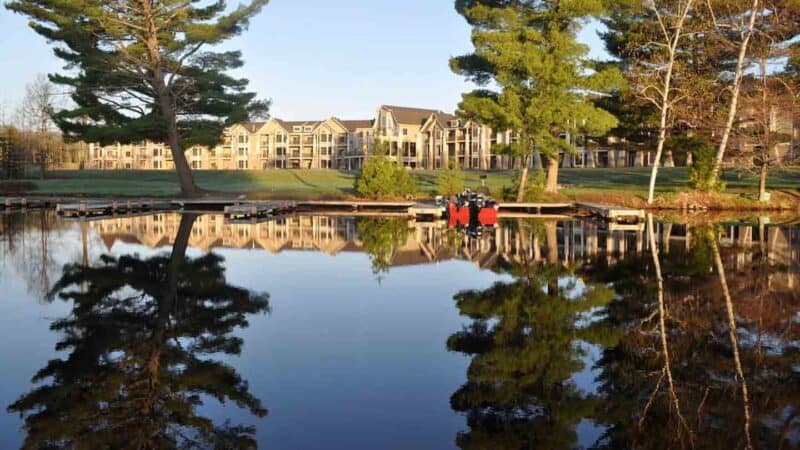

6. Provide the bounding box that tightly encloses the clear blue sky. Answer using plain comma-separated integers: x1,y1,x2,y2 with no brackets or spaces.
0,0,608,121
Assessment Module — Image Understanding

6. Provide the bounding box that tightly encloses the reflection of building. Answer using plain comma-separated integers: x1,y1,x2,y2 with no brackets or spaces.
89,214,799,288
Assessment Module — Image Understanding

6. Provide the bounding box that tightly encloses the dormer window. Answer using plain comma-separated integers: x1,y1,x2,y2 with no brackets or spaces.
293,126,302,132
304,126,313,132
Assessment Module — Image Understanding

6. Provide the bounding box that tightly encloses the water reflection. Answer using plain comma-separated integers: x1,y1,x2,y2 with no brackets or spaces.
0,211,798,448
447,219,618,449
7,214,270,449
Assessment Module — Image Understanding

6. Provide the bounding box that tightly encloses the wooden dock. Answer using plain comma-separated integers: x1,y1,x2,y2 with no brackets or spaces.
2,196,57,210
575,202,645,223
223,201,296,223
56,199,174,218
498,202,574,214
44,197,646,225
296,200,416,211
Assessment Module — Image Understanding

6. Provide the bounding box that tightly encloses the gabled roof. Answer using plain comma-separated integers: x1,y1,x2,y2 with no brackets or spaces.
240,122,266,133
339,119,374,132
381,105,456,126
421,111,461,132
274,119,322,131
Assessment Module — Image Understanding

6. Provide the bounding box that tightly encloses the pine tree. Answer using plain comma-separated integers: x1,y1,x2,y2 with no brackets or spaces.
450,0,621,199
6,0,271,197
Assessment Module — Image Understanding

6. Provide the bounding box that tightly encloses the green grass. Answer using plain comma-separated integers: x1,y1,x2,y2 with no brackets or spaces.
7,167,800,199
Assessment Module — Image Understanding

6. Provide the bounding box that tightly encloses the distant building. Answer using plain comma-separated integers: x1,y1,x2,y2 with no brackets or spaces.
83,103,798,171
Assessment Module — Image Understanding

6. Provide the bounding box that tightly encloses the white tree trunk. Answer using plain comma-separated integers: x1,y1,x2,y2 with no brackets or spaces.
710,0,760,181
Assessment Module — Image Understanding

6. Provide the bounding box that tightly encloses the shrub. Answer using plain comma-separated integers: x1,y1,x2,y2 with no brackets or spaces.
437,160,465,196
502,168,546,201
355,141,416,199
672,137,725,192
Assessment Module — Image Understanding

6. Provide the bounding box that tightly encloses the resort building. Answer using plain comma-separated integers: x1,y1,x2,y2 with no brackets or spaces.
83,103,798,172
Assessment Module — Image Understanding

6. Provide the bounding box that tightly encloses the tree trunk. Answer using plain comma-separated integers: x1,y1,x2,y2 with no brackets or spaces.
162,99,199,198
663,150,675,167
645,0,694,204
712,238,753,448
516,156,529,202
142,0,199,198
545,156,559,193
710,0,760,183
533,150,543,170
545,220,559,296
159,213,198,329
758,158,768,202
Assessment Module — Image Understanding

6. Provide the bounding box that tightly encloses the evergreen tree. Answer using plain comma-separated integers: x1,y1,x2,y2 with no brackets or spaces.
450,0,621,199
6,0,271,197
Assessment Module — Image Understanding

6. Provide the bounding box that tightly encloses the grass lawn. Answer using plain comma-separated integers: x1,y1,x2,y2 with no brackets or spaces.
2,167,799,200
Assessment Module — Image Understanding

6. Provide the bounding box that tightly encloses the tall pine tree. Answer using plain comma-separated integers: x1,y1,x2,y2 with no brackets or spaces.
6,0,270,197
450,0,621,198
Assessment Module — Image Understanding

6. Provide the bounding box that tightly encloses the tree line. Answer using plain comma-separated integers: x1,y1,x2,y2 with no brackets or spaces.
451,0,799,203
5,0,798,200
1,76,87,179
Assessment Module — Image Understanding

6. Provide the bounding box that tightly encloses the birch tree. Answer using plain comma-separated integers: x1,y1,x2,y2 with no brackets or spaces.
635,0,697,204
706,0,761,185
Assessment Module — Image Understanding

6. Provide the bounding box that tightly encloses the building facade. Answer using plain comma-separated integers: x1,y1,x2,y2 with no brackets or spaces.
85,103,796,171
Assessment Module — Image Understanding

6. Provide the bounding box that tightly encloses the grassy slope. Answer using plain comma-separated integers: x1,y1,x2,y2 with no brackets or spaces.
5,167,800,201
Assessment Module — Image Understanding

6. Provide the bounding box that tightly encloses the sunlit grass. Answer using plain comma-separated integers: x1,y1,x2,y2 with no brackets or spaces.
17,167,800,199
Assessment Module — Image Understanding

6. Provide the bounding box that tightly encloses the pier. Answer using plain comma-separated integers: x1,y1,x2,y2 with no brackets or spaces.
48,197,646,224
224,201,297,223
575,202,646,224
56,199,173,218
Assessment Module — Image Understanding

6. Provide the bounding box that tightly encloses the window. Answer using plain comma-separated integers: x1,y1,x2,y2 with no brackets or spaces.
293,126,302,132
304,126,312,132
153,148,162,157
125,151,132,158
193,148,201,157
402,128,408,136
276,134,284,144
238,135,248,144
238,148,247,157
154,160,162,169
238,160,248,169
191,160,201,169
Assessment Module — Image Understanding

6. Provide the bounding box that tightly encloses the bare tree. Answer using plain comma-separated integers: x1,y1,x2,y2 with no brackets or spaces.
707,0,761,183
637,0,698,205
19,75,60,178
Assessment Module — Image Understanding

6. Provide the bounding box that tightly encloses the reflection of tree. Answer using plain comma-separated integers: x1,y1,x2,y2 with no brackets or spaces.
592,222,800,449
9,214,270,449
0,210,64,302
448,221,616,449
356,217,412,274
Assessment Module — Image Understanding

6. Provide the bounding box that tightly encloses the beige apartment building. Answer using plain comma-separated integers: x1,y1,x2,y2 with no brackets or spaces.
85,103,798,172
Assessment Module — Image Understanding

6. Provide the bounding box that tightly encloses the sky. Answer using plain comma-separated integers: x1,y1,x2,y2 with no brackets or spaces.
0,0,609,122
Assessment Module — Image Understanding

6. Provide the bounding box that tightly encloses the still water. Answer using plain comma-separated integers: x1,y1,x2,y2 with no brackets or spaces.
0,211,798,449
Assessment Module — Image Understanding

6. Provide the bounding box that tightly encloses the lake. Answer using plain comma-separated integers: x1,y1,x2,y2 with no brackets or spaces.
0,211,798,449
